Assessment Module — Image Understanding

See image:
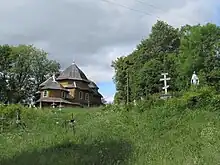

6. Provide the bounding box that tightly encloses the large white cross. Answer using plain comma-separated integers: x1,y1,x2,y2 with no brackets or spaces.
160,73,170,94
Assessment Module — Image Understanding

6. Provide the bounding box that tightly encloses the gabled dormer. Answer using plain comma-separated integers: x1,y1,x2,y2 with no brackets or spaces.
39,76,53,89
40,74,68,99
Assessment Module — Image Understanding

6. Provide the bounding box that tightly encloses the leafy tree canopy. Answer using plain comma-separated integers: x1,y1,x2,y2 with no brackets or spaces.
0,44,60,103
112,21,220,103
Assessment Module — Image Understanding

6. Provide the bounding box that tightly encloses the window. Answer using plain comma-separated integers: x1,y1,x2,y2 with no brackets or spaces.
85,93,89,101
62,91,66,98
43,90,48,97
79,91,83,99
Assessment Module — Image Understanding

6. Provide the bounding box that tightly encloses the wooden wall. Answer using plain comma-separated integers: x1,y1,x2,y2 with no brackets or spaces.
41,90,68,99
41,79,102,106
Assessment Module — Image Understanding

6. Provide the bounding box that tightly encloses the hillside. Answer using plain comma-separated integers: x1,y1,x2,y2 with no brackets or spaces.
1,89,220,165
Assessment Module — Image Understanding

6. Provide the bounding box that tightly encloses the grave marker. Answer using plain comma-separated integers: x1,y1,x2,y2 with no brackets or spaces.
16,110,26,130
64,113,76,133
160,73,172,99
51,102,56,108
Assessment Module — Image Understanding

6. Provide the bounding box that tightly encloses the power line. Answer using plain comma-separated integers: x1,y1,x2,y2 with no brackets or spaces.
100,0,160,19
100,0,201,25
134,0,164,12
134,0,201,24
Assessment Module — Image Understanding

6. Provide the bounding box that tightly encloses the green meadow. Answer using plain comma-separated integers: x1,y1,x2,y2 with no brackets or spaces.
1,88,220,165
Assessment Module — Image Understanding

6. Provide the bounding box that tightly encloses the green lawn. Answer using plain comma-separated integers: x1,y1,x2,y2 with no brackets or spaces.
1,105,220,164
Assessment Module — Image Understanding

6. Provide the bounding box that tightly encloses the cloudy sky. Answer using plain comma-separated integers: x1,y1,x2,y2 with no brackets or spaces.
0,0,219,102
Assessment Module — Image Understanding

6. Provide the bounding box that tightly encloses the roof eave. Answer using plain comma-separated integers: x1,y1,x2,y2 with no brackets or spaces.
57,77,89,83
40,87,68,92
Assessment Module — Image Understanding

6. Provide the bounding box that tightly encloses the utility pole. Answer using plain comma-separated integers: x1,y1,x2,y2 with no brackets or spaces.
125,60,133,105
126,70,129,105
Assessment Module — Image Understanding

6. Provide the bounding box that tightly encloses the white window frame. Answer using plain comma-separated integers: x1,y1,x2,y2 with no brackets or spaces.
85,93,89,101
79,91,83,99
43,90,48,97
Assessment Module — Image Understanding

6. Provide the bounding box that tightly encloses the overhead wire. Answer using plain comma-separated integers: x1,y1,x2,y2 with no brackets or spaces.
100,0,160,19
100,0,201,24
134,0,164,12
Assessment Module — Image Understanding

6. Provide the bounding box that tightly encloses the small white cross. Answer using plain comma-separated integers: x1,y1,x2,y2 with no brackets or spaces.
51,102,56,108
52,73,56,82
160,73,171,94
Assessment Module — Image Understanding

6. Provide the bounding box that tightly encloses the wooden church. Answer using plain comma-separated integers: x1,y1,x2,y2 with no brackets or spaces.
35,62,103,108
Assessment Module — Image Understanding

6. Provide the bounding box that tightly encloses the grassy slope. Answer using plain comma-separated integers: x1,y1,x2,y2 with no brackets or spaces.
1,106,220,165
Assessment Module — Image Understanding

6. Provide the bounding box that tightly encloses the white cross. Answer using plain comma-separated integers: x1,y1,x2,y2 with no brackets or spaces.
52,74,56,82
160,73,170,95
51,102,56,108
72,60,75,65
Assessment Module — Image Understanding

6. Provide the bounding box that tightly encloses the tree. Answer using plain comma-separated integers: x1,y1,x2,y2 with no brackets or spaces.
112,21,220,104
112,56,128,104
112,20,180,103
177,23,220,90
0,44,60,103
0,45,13,103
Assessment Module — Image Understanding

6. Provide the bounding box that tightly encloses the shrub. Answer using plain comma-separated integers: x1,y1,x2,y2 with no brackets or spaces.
0,104,24,119
207,94,220,111
0,104,49,132
180,86,214,109
102,86,220,113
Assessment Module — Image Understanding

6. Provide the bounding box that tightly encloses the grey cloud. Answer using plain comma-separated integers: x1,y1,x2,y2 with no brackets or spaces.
0,0,218,82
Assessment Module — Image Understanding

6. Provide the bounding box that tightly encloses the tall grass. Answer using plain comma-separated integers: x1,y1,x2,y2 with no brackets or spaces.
1,87,220,164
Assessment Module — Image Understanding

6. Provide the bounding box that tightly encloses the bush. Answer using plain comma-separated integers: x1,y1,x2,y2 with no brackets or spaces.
0,104,24,119
181,86,217,109
0,104,51,132
102,86,220,113
207,94,220,111
134,86,219,112
102,93,165,113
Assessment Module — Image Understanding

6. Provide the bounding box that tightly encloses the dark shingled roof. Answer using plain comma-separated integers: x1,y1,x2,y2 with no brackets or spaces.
41,80,67,91
39,77,53,87
57,62,88,81
91,88,103,97
88,80,99,89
